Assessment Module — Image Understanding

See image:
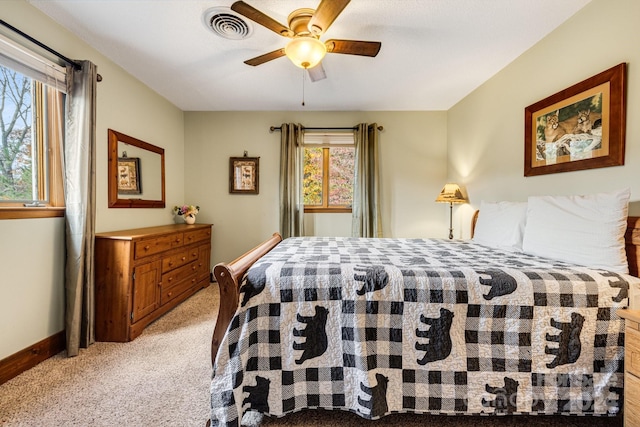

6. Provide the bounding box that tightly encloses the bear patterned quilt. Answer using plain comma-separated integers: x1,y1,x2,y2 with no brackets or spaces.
210,237,630,426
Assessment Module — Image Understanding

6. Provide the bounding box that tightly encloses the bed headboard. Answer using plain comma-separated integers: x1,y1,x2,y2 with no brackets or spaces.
627,217,640,277
470,211,640,278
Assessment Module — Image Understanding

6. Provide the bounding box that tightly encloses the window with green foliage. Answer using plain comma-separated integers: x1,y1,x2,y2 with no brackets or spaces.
303,132,354,213
0,62,65,219
1,66,34,201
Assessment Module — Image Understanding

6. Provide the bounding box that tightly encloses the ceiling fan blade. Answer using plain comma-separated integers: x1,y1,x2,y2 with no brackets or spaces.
244,48,286,66
231,1,293,37
307,63,327,82
308,0,351,36
325,39,381,57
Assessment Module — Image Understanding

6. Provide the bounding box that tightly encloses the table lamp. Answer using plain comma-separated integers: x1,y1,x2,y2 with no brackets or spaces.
435,183,468,239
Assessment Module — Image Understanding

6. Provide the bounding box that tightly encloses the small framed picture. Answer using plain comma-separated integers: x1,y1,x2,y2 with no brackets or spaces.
117,157,142,194
229,157,259,194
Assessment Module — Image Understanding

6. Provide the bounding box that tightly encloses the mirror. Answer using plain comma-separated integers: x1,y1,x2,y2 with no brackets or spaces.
108,129,165,208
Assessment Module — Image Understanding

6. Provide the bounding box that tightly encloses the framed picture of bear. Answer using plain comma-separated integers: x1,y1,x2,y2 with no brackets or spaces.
524,63,626,177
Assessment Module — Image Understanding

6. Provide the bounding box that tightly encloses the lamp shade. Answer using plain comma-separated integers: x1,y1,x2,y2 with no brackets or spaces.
285,36,327,69
435,183,467,203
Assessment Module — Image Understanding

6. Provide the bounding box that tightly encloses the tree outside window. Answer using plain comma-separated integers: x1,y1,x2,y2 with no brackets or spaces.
0,66,33,201
0,63,65,219
303,132,354,213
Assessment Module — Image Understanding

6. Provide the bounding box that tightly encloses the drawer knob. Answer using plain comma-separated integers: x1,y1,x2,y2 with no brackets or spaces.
169,261,174,266
181,257,186,261
168,277,173,282
168,292,172,298
144,245,150,251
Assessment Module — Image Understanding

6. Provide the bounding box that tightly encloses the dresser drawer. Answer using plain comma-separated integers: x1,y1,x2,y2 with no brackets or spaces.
162,248,199,273
161,260,199,291
135,233,183,259
160,261,199,305
161,274,199,305
184,228,212,246
626,326,640,378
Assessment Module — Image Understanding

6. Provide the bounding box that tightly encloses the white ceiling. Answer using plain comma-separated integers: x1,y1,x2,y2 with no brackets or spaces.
28,0,592,112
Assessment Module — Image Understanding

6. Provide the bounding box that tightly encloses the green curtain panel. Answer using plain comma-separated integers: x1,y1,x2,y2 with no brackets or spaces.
352,123,382,238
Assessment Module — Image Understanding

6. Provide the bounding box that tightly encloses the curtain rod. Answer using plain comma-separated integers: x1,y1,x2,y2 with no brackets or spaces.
270,125,383,132
0,19,82,70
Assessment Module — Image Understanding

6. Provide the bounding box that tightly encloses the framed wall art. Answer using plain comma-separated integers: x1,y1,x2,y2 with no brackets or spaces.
117,156,142,194
229,156,259,194
524,63,627,177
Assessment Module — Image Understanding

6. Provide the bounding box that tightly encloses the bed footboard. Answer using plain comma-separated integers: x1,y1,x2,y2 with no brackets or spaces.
211,232,283,365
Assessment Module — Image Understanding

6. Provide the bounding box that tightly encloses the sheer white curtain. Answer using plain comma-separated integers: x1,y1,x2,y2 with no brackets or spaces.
352,123,381,237
279,123,305,238
64,60,97,356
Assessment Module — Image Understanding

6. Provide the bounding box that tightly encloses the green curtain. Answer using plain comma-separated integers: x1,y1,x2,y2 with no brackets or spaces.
64,60,97,356
279,123,305,238
352,123,382,237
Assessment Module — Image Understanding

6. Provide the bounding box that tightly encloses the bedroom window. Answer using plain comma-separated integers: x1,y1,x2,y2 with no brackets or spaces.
303,132,354,213
0,39,66,219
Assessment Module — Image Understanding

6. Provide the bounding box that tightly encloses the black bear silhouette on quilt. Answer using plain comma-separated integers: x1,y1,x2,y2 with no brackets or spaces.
240,262,271,307
482,376,519,414
545,312,585,369
293,305,329,364
600,271,629,303
354,265,389,295
242,376,270,413
415,307,455,365
477,269,518,300
358,373,389,418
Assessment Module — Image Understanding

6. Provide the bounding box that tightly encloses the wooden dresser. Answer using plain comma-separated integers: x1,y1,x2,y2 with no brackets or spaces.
619,309,640,426
95,223,212,342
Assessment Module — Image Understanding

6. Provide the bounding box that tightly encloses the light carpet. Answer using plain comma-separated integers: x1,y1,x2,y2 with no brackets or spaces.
0,284,623,426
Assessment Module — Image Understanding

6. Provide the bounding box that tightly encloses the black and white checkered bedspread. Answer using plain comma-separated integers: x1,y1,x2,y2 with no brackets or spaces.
210,237,631,426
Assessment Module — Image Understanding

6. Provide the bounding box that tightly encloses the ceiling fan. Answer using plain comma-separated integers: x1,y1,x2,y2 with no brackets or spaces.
231,0,381,80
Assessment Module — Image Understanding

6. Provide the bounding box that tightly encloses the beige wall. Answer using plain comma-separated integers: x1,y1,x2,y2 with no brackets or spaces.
184,111,449,265
4,0,637,362
0,1,185,359
448,0,640,238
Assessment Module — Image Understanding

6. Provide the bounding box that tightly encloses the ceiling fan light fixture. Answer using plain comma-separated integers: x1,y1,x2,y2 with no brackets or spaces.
285,36,326,69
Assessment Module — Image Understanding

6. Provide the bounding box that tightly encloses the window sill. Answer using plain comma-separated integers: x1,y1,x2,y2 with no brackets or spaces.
0,207,65,220
304,207,352,214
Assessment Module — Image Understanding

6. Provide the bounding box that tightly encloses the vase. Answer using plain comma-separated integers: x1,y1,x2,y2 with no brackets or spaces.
185,214,196,225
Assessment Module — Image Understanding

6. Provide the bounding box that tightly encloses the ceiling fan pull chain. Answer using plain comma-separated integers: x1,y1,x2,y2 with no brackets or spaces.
301,68,305,107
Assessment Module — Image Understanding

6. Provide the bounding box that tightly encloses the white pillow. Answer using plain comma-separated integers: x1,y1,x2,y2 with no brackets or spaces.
522,188,630,274
473,201,528,251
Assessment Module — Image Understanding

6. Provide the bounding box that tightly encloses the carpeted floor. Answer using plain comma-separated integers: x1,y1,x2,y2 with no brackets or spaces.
0,284,624,427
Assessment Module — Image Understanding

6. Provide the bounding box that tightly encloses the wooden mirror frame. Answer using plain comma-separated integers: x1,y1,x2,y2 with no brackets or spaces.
108,129,166,208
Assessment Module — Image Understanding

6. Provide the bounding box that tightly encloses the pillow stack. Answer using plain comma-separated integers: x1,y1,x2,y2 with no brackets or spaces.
473,188,630,274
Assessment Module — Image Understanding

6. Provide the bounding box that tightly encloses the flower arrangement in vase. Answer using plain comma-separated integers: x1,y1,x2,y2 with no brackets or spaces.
173,204,200,224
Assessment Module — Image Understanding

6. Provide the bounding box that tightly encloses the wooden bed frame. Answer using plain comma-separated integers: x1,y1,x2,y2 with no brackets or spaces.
211,217,640,364
211,233,283,363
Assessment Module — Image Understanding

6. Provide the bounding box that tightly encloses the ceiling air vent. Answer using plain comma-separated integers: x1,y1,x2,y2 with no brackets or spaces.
203,7,252,40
